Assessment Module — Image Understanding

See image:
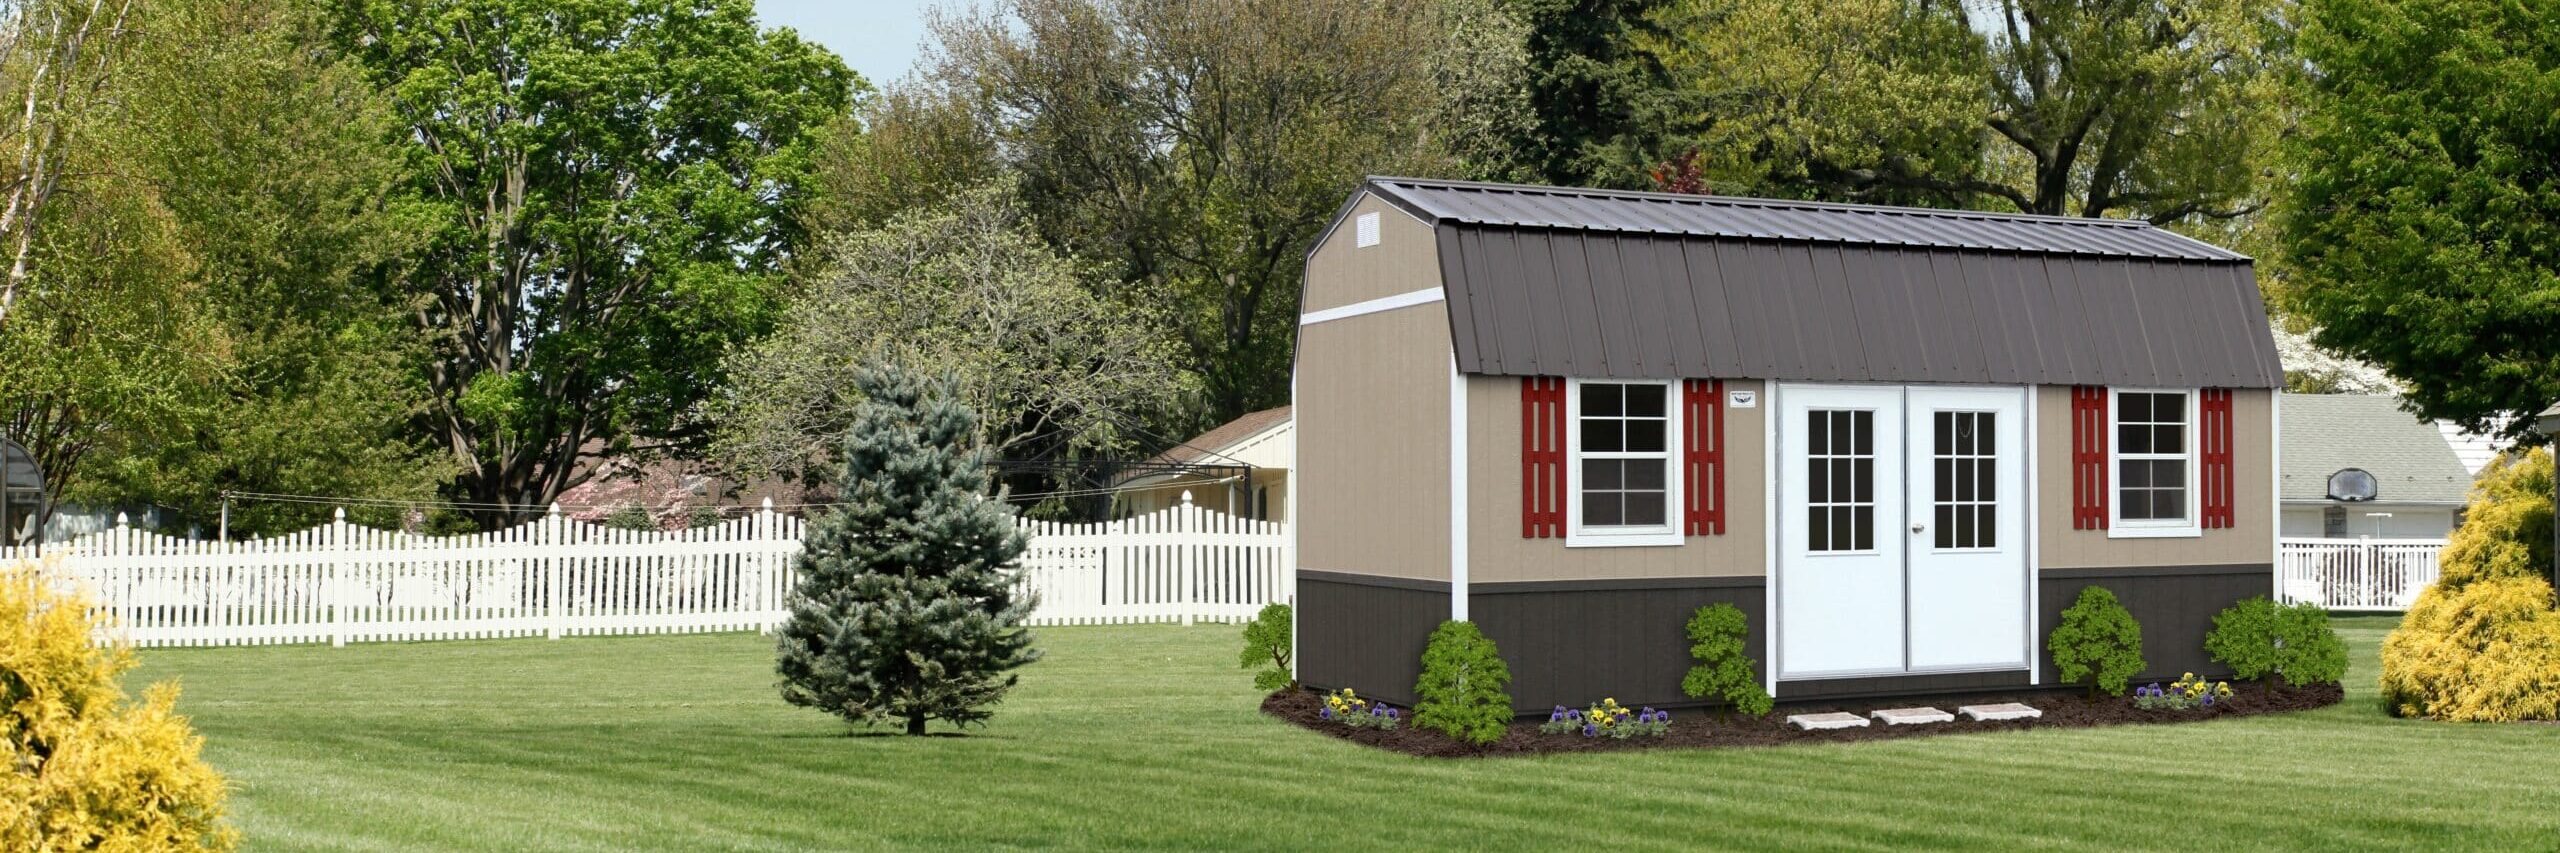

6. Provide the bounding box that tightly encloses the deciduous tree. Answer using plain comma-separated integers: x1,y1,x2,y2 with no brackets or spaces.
710,180,1191,490
927,0,1457,424
1647,0,2290,222
2279,0,2560,440
329,0,857,523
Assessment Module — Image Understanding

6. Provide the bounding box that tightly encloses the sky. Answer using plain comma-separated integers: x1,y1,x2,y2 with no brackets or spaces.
755,0,942,88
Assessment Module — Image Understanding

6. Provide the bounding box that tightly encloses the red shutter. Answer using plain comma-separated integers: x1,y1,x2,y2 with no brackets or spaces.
2071,386,2110,530
2201,388,2236,529
1521,377,1567,537
1683,379,1725,535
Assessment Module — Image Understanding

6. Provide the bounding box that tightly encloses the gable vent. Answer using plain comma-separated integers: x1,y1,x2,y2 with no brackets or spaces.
1355,212,1380,248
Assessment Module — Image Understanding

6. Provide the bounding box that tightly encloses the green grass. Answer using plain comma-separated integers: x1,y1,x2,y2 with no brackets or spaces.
130,615,2558,851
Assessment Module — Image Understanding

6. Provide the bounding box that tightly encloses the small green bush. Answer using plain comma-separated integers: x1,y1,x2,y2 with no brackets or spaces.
1237,603,1295,691
1679,603,1774,719
1413,620,1513,745
2205,597,2349,686
2050,586,2146,697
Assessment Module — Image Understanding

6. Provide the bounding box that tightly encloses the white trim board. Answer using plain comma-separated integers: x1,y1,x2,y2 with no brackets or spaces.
1299,286,1445,326
1449,357,1469,621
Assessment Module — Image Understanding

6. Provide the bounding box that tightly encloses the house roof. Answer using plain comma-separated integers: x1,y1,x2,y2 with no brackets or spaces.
1117,406,1293,489
2281,394,2473,505
1154,405,1291,466
1354,177,2285,389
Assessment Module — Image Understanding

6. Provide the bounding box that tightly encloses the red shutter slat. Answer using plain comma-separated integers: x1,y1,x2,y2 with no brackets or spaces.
1683,379,1726,535
1522,377,1567,537
2071,386,2110,530
2201,388,2235,529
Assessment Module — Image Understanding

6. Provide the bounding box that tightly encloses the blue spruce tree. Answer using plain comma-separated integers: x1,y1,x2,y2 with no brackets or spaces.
776,365,1040,735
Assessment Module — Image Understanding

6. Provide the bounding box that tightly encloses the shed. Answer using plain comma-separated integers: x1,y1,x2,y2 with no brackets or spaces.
1293,177,2283,711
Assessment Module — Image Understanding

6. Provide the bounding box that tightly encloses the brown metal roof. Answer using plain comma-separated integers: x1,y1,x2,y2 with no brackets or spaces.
1358,177,2282,389
1368,176,2248,261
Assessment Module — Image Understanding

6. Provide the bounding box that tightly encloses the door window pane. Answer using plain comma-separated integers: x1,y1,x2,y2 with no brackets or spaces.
1808,409,1876,552
1932,411,1997,549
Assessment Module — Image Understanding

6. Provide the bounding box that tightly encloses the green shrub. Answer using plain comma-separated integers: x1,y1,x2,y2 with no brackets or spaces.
1412,620,1512,745
2205,597,2349,686
601,504,655,531
2049,585,2146,697
1238,603,1295,691
1679,603,1773,719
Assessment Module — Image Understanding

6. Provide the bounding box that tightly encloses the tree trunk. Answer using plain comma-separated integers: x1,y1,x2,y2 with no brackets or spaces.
906,714,927,736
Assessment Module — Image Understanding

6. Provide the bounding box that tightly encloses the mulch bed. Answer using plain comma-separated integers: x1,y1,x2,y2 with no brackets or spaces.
1263,681,2344,758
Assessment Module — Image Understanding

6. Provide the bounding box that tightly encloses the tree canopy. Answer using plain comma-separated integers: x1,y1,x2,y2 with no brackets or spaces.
922,0,1464,425
711,180,1191,491
2280,0,2560,439
328,0,858,523
1644,0,2292,221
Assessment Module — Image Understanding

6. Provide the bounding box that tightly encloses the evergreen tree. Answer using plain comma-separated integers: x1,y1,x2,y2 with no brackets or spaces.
775,364,1040,735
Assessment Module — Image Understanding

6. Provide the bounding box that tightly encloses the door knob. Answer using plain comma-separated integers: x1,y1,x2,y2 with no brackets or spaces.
1911,523,1927,534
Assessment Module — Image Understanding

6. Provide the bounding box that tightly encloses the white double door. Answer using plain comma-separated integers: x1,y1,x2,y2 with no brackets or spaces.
1776,385,2029,679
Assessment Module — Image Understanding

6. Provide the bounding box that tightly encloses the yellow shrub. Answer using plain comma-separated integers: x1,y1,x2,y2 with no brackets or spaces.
2379,449,2560,721
1,559,236,851
2380,575,2560,721
2435,448,2554,587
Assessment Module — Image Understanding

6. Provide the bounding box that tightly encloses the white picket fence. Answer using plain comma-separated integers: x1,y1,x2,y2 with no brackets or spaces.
0,496,1291,648
2277,537,2447,612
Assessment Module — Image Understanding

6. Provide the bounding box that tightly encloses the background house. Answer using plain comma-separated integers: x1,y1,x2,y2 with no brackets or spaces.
1111,406,1291,522
2280,393,2474,539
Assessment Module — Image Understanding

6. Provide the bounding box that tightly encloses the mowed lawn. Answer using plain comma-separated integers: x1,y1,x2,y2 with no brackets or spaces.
131,616,2558,851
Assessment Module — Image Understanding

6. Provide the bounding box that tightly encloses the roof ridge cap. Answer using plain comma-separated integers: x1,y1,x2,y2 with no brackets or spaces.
1365,175,2159,229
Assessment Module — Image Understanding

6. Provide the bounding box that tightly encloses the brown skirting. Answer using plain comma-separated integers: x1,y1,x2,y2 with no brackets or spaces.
1296,572,1447,707
2037,563,2269,686
1295,563,2271,713
1472,577,1767,712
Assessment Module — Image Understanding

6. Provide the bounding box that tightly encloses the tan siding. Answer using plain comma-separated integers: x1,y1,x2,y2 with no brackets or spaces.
1302,193,1441,314
1296,304,1452,581
2037,386,2275,569
1467,377,1768,582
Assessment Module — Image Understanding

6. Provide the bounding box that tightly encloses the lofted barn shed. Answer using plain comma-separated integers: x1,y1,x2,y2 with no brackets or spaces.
1292,177,2283,711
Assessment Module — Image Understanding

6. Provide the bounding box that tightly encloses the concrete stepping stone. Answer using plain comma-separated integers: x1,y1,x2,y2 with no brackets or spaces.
1957,703,2043,722
1870,707,1955,725
1786,711,1870,731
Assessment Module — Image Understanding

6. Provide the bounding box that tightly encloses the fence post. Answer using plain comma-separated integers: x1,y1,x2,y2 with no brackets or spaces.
109,513,131,647
757,498,777,635
545,504,565,640
329,508,347,648
1179,492,1196,627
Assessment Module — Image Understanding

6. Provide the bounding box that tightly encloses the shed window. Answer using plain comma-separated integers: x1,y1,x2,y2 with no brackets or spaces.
2110,389,2200,536
1567,379,1680,546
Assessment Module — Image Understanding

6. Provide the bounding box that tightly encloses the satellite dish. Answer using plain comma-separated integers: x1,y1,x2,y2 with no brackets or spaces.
2327,468,2378,502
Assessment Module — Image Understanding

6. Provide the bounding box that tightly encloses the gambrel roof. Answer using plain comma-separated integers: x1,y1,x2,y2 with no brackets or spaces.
1354,177,2285,389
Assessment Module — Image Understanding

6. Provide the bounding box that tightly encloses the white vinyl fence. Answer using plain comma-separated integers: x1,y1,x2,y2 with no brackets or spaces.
2277,537,2447,612
1,496,1290,648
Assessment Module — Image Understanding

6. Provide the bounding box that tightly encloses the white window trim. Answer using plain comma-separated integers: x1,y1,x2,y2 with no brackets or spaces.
2108,386,2203,539
1565,377,1683,547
